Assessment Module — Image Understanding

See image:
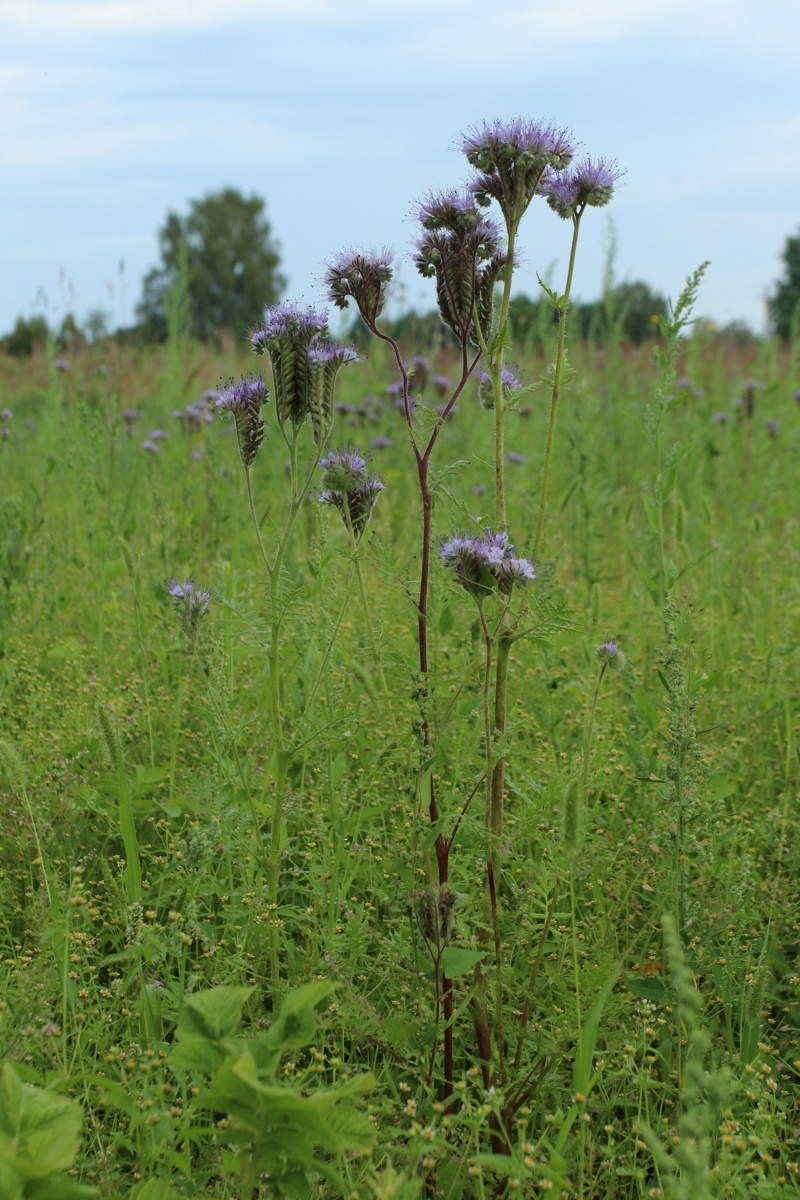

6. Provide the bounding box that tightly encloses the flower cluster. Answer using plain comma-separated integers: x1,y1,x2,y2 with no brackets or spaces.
414,190,510,346
324,249,394,326
319,447,384,542
307,339,360,444
594,640,626,670
440,530,535,600
167,578,211,647
463,117,574,226
216,373,268,467
477,366,524,412
541,158,623,220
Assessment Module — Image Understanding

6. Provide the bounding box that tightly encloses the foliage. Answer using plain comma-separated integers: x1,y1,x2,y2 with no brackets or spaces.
2,315,49,358
136,188,286,342
768,226,800,339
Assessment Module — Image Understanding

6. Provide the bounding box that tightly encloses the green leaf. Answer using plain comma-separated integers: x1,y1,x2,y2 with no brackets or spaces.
169,1036,226,1074
383,1018,418,1053
438,607,454,636
573,964,621,1097
180,985,253,1041
0,1066,84,1181
440,947,483,977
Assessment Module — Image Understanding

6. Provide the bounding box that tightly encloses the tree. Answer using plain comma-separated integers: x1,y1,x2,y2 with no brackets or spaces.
2,315,49,357
769,229,800,339
136,188,286,342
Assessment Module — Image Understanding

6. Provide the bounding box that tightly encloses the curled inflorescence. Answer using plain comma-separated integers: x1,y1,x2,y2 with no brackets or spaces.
463,117,574,226
541,157,623,220
319,446,384,541
324,249,394,326
440,529,535,601
168,578,212,647
477,366,524,412
216,373,268,467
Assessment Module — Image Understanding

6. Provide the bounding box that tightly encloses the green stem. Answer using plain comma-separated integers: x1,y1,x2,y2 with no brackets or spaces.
582,662,608,791
245,465,273,576
294,563,355,735
534,212,583,558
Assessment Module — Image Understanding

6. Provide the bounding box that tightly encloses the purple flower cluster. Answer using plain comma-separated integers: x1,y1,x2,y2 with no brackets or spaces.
463,117,574,226
541,158,623,220
167,578,211,647
477,366,524,412
414,189,510,346
324,249,394,326
216,373,269,467
440,529,535,601
594,639,625,669
319,446,384,541
250,302,357,439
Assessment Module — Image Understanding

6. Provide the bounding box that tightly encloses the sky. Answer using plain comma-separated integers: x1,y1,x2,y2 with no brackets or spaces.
2,0,799,338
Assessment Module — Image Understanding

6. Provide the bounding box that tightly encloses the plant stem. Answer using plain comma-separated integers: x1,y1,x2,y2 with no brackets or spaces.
245,464,273,576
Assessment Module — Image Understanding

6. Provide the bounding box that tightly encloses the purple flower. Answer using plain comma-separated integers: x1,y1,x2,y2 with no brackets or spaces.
217,373,268,467
440,528,535,601
167,578,211,647
319,446,384,540
149,428,168,441
594,639,625,669
765,419,780,438
54,358,70,371
324,249,394,325
463,117,574,225
477,366,524,411
414,190,509,347
711,411,729,424
1,409,11,420
407,355,432,392
371,436,391,450
431,375,452,398
1,428,9,441
142,439,160,454
793,390,800,406
250,302,340,430
506,451,524,465
307,339,360,443
542,157,623,219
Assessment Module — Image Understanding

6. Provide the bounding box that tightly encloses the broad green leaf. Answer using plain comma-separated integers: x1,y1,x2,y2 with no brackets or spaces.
440,947,483,977
180,985,253,1041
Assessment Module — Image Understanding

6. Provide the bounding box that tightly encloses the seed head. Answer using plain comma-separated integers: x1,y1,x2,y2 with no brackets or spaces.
324,248,394,325
216,373,268,467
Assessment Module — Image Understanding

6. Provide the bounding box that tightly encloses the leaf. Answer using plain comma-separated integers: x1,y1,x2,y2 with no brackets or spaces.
0,1065,83,1181
438,607,454,636
440,947,483,977
179,985,253,1041
573,963,621,1096
383,1018,418,1053
169,1036,226,1074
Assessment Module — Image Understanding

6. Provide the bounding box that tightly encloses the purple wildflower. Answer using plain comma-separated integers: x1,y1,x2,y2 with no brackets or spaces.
407,355,432,392
463,117,574,225
1,409,11,420
142,439,160,454
54,358,70,371
506,451,524,465
542,157,623,219
765,419,780,438
440,528,534,601
149,428,168,441
307,338,360,443
167,578,212,647
414,190,508,346
250,302,339,430
319,446,384,541
477,365,524,411
1,428,9,441
711,411,729,425
216,373,268,467
324,249,394,326
594,639,625,669
793,390,800,406
431,375,452,398
371,436,391,450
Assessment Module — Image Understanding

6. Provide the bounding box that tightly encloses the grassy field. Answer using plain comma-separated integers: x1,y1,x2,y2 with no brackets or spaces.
0,311,799,1199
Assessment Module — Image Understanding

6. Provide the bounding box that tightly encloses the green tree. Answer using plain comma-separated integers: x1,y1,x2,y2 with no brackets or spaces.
769,228,800,339
2,314,49,357
137,188,286,342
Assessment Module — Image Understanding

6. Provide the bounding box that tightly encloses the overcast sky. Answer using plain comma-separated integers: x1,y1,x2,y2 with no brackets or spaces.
2,0,799,337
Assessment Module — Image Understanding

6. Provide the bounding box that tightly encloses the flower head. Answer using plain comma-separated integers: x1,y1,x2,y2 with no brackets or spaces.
594,640,625,670
319,446,384,541
463,117,574,225
414,190,508,347
324,249,394,325
307,339,360,443
440,528,534,601
477,365,524,412
216,373,269,467
167,578,211,647
250,302,331,429
542,157,623,219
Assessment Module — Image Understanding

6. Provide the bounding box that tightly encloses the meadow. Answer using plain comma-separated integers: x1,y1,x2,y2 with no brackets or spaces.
1,198,800,1197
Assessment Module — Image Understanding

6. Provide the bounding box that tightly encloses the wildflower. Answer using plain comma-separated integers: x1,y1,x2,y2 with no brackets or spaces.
54,358,70,371
0,428,9,441
431,375,452,398
414,189,508,346
542,157,623,219
765,419,780,438
216,373,268,467
167,578,211,647
711,411,729,424
319,447,384,541
307,338,359,443
463,117,574,226
324,249,394,326
477,365,524,411
506,451,524,464
407,355,432,392
595,640,626,669
440,529,534,601
371,436,391,450
1,409,11,420
142,439,160,454
250,301,329,428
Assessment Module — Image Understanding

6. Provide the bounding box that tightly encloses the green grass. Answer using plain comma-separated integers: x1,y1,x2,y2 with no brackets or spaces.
0,325,798,1199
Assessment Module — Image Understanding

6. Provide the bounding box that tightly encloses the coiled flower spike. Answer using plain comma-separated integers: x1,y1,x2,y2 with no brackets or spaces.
319,447,384,542
216,373,268,467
